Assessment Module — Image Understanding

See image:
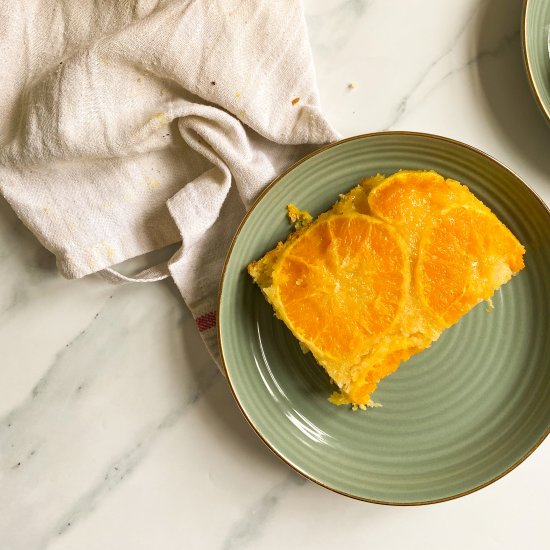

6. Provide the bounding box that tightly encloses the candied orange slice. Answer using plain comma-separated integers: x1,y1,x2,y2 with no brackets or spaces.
248,170,525,408
273,215,409,368
417,206,525,325
368,170,488,250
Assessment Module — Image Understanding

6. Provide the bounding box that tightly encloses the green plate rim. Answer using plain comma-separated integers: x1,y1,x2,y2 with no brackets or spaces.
217,131,550,506
522,0,550,124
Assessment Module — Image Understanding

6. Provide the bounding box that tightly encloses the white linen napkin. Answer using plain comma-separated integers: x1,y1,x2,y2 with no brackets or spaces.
0,0,338,361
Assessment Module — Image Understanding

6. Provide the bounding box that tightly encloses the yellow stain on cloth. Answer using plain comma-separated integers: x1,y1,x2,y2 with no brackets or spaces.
146,177,161,190
149,112,169,127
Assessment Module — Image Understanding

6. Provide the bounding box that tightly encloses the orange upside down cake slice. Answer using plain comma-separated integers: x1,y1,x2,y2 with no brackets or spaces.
247,170,525,408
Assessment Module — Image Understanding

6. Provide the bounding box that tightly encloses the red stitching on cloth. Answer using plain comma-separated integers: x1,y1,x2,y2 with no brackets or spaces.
196,311,216,332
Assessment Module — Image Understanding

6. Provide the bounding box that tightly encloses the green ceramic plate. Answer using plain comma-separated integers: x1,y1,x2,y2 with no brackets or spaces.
523,0,550,123
218,132,550,505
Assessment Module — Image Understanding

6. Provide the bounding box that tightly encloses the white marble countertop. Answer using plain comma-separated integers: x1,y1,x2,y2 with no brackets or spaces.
1,1,549,549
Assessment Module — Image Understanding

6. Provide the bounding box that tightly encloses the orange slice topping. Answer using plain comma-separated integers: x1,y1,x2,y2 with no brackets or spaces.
273,214,409,367
418,206,525,325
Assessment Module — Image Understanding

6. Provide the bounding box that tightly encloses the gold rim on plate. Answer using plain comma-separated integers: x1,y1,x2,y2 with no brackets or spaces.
522,0,550,124
217,131,550,506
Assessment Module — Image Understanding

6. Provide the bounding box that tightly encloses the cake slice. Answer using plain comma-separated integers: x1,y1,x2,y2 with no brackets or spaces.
247,170,525,408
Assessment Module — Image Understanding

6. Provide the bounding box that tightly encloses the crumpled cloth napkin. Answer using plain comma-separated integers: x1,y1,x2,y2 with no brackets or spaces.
0,0,338,361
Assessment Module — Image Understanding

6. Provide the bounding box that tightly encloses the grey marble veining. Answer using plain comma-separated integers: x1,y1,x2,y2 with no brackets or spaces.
0,1,549,549
222,473,306,550
43,368,221,547
383,0,492,130
306,0,370,57
0,286,220,548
